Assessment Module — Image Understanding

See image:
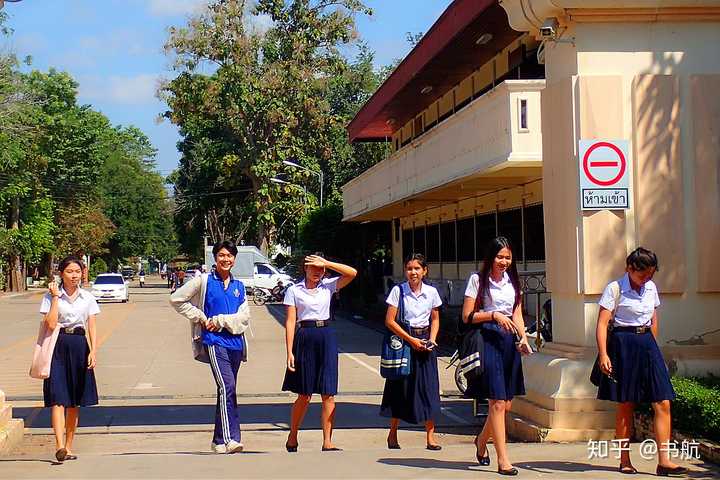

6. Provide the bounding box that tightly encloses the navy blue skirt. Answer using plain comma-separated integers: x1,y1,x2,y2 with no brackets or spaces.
282,325,338,396
380,330,440,424
43,333,98,408
597,330,676,403
466,323,525,401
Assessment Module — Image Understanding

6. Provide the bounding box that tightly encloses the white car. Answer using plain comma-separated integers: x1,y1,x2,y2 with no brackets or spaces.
91,273,130,303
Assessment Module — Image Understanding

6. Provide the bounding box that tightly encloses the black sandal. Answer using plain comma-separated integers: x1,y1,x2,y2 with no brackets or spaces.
55,448,67,462
475,434,490,466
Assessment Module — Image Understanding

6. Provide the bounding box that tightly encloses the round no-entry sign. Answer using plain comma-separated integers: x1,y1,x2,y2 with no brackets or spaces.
582,141,626,187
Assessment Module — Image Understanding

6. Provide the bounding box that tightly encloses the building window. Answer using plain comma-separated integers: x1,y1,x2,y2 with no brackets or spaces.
426,223,440,262
440,221,456,263
523,203,545,262
497,208,523,261
519,98,529,132
413,225,426,257
475,212,497,258
402,229,412,260
457,217,474,262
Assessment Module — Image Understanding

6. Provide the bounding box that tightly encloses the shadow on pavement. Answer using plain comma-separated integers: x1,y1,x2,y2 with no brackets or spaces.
378,457,478,471
14,400,475,430
515,461,620,473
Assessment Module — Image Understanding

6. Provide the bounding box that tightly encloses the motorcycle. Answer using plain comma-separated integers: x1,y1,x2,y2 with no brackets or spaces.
251,281,293,306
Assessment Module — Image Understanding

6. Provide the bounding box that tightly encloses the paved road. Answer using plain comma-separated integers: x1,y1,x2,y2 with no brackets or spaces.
0,279,716,479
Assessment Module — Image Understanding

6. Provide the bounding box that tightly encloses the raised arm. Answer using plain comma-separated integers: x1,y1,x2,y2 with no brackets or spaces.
43,282,61,330
305,255,357,290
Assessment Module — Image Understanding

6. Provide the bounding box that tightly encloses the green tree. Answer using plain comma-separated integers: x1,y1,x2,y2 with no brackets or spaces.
162,0,371,252
99,126,177,262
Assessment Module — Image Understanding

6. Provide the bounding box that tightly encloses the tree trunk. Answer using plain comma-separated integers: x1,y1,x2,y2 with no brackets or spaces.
6,197,25,292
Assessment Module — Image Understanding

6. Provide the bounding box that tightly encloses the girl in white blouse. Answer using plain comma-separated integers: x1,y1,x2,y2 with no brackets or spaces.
595,247,686,476
381,253,443,450
461,237,532,476
282,254,357,452
40,256,99,463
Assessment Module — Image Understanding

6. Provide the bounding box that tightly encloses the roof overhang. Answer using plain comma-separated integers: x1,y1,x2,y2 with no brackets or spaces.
347,0,521,142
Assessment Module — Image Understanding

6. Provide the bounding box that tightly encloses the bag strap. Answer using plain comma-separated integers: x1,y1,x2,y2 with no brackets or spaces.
395,284,407,328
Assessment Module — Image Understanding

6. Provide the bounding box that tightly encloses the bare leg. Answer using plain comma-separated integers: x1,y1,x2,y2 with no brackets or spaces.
51,406,66,451
64,407,79,454
616,402,635,470
320,394,337,449
287,394,311,446
425,420,439,447
388,418,400,446
653,400,680,469
476,412,493,456
488,400,512,470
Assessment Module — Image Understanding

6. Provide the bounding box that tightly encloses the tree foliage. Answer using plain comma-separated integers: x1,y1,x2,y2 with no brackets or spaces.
162,0,373,254
0,15,178,289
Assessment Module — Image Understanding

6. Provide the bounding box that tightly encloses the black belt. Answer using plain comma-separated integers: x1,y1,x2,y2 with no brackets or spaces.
299,320,330,328
60,327,85,335
613,326,651,334
408,326,429,337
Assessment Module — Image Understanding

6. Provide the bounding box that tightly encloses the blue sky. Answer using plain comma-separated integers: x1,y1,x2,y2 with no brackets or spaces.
5,0,451,177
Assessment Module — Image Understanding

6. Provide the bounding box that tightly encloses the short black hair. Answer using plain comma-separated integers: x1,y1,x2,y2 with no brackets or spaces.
212,240,238,258
626,247,659,271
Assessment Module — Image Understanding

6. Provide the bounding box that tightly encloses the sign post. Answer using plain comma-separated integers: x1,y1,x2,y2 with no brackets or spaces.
579,139,631,210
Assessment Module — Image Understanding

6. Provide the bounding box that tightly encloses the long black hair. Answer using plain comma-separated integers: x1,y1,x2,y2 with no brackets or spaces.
57,255,84,288
476,237,521,309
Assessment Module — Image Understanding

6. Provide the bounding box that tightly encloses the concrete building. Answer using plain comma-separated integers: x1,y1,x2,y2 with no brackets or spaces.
343,0,720,441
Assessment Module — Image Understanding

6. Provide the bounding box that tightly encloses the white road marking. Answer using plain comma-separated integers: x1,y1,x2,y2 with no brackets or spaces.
441,406,471,425
338,348,380,377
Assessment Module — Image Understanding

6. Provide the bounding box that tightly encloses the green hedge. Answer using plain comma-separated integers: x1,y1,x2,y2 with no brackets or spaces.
670,376,720,442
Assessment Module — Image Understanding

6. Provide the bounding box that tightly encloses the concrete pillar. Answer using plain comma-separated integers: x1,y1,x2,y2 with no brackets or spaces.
501,0,720,441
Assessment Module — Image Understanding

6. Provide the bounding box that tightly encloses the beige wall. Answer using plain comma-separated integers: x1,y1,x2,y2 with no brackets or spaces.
540,20,720,347
390,35,540,153
343,81,545,221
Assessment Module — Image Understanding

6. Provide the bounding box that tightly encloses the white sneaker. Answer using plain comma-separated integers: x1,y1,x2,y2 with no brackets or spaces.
211,442,227,454
226,440,244,454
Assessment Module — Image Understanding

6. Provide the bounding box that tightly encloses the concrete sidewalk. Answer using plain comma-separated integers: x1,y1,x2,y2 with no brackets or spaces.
1,288,716,478
2,430,717,479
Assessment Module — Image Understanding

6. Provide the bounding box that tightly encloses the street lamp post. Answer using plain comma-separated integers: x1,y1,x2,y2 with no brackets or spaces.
283,160,323,207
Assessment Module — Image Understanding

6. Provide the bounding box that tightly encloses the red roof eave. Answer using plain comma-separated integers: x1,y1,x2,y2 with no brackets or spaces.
348,0,497,142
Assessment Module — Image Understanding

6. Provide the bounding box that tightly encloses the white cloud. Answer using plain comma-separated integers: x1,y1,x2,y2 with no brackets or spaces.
147,0,208,16
78,74,160,106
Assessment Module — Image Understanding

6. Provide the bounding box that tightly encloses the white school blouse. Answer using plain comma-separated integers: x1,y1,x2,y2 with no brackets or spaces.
283,277,339,322
463,272,517,316
386,282,442,328
598,273,660,327
40,287,100,330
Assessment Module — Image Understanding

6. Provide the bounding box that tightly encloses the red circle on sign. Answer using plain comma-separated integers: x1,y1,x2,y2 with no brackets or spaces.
582,142,626,187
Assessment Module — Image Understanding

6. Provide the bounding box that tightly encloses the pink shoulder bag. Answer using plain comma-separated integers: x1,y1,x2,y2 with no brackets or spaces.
29,320,59,379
